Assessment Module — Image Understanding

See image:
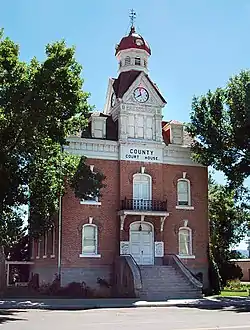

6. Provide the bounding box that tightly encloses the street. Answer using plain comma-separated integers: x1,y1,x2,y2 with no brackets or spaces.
1,307,250,330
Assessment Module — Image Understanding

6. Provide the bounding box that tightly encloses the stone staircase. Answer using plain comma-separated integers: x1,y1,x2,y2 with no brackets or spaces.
139,265,203,300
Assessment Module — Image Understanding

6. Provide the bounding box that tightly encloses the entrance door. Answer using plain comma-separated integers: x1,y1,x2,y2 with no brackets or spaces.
130,222,154,265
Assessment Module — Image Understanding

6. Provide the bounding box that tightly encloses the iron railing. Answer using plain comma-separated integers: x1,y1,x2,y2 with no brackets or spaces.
121,199,167,211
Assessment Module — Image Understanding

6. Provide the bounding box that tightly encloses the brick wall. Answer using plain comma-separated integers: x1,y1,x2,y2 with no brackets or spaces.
32,158,209,288
234,260,250,281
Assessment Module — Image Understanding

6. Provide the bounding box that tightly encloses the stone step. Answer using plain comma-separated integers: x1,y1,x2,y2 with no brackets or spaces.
141,277,190,284
141,291,201,296
141,284,198,289
140,293,202,300
138,264,202,300
142,284,197,290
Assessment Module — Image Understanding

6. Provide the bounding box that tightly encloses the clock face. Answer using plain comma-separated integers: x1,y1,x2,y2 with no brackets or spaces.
111,92,116,107
133,87,149,103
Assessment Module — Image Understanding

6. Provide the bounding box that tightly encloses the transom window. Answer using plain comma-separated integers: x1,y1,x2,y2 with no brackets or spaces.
179,227,192,256
177,179,191,206
82,224,98,255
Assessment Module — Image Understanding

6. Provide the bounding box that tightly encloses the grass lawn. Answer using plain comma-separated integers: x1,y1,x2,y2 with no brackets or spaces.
220,290,249,297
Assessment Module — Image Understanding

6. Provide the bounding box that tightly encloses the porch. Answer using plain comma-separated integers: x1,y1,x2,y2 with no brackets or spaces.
118,198,169,266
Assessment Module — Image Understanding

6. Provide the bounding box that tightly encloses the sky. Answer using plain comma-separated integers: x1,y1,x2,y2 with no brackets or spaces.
1,0,249,249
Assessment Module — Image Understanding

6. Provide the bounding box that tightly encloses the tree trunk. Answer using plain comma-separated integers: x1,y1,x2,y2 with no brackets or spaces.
0,245,6,296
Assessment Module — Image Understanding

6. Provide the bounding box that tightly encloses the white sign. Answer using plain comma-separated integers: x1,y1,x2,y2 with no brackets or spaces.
155,241,164,257
120,145,163,163
120,241,129,255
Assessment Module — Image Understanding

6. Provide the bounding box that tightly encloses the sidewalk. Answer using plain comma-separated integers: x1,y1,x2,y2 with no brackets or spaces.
1,296,250,310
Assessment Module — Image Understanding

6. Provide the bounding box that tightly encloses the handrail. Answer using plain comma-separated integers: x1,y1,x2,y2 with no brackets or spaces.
121,254,142,295
165,254,202,289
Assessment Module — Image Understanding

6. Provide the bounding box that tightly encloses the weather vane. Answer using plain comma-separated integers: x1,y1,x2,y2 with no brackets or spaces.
129,9,136,28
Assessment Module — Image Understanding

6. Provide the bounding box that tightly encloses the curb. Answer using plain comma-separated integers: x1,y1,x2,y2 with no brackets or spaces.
1,297,250,310
1,300,250,310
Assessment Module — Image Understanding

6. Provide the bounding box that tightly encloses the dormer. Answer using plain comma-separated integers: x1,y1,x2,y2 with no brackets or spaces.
163,120,184,145
90,113,107,139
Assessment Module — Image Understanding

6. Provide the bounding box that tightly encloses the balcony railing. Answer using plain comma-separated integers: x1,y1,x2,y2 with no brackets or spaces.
121,199,167,211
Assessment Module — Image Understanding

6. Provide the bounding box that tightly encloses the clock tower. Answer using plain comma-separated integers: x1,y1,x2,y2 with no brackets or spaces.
103,16,166,145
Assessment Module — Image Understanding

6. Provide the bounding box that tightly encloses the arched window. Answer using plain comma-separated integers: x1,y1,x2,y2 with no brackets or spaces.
179,227,192,256
177,179,191,206
135,57,141,65
133,173,152,210
82,224,98,255
125,56,131,66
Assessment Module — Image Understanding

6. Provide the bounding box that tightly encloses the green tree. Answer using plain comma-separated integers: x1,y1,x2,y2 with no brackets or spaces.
209,180,250,286
0,30,105,290
187,70,250,189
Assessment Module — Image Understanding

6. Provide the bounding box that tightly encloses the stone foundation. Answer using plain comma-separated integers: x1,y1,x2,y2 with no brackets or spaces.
61,266,112,289
30,265,57,285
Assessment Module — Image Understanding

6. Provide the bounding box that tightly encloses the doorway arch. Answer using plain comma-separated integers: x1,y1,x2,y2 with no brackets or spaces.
129,221,154,265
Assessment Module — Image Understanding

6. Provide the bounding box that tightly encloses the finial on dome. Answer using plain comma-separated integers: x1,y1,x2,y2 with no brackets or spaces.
129,9,136,29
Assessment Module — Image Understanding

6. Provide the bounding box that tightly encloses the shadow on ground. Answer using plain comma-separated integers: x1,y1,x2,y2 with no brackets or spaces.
2,297,250,313
175,297,250,313
0,310,27,324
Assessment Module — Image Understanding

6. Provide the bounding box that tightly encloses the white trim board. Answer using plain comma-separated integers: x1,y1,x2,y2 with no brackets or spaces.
65,137,205,167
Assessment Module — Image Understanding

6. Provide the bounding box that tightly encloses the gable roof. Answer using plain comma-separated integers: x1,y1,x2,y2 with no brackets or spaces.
112,70,167,104
113,70,141,98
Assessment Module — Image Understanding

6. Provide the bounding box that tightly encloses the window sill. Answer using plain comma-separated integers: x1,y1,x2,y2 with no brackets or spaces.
80,201,101,206
178,255,195,259
35,256,40,259
176,205,194,210
79,254,101,258
42,255,47,259
50,255,55,259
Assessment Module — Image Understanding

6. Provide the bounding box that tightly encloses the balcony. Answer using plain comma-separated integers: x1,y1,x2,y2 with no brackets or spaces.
121,199,167,212
118,198,169,231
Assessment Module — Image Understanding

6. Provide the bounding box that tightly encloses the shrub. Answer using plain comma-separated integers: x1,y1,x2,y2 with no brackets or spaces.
224,279,248,292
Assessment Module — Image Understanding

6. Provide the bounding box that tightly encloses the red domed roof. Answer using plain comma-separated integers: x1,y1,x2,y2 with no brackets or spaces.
115,27,151,55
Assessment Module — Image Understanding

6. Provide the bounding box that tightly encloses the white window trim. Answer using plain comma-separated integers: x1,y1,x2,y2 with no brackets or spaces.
177,178,192,207
177,255,195,259
176,205,194,210
178,226,193,257
80,224,100,257
80,198,101,206
79,254,101,258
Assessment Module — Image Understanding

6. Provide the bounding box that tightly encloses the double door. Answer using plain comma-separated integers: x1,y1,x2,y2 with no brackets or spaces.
130,230,153,265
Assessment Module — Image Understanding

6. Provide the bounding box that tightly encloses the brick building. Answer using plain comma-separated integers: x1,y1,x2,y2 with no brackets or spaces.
30,23,209,299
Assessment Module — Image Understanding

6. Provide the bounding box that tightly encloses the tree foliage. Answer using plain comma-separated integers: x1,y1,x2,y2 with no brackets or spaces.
0,29,105,243
187,70,250,188
209,179,250,285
